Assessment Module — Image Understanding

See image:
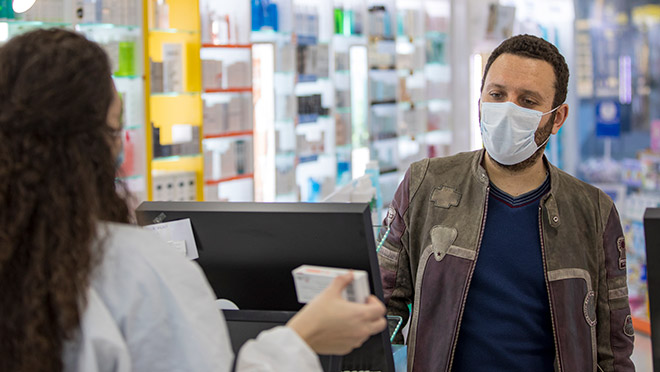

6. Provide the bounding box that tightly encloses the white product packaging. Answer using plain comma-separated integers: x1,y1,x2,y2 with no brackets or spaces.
292,265,370,304
162,43,183,93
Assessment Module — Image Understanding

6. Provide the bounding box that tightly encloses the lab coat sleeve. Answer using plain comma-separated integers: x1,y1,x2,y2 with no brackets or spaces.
235,326,323,372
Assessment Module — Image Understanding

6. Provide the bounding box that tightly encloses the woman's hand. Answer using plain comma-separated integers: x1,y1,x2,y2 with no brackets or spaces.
287,272,387,355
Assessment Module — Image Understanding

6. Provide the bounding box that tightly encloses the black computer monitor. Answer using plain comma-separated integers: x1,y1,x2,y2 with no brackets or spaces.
645,207,660,371
136,201,395,372
222,309,342,372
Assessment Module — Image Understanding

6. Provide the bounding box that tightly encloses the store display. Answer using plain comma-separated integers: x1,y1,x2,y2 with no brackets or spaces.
2,0,453,207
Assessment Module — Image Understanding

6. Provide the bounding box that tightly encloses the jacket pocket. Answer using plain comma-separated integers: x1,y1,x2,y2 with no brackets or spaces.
547,268,597,372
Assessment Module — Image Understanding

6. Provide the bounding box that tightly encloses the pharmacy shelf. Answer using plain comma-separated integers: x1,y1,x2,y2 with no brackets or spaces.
205,173,254,185
153,153,203,163
203,130,254,139
0,20,70,27
250,30,294,44
151,91,201,97
204,87,252,94
76,23,140,30
149,28,199,34
202,43,253,48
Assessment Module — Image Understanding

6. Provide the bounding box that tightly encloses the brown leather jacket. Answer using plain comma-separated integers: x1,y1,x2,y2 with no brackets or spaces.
378,150,635,372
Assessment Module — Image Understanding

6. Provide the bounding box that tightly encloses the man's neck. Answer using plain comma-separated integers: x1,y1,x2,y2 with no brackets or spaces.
483,152,548,197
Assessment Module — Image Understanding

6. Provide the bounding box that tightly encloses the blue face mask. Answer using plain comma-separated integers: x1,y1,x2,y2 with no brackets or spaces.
480,101,560,165
116,145,125,168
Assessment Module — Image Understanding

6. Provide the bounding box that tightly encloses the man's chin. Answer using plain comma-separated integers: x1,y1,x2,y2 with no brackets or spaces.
490,146,546,173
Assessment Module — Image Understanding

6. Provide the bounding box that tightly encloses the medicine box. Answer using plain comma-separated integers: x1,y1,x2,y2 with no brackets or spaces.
292,265,370,304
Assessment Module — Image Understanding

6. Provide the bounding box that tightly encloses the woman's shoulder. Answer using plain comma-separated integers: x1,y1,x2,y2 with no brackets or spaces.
92,222,208,304
96,222,184,272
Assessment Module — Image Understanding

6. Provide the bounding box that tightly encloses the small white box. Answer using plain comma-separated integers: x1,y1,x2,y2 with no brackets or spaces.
292,265,370,304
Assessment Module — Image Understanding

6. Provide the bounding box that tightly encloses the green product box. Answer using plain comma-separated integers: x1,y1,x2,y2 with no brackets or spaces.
116,41,136,77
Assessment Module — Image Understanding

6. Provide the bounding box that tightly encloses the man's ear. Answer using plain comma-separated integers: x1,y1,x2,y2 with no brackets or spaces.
551,104,569,135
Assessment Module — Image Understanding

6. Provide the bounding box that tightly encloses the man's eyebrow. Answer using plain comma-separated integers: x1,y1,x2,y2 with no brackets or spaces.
485,83,545,101
518,88,545,101
485,83,506,91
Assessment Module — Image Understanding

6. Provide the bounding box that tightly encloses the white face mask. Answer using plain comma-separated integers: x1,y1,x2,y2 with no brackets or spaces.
480,101,560,165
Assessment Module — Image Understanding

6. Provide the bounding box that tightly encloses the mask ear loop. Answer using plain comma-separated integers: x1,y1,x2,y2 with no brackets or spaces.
542,104,563,116
538,104,564,148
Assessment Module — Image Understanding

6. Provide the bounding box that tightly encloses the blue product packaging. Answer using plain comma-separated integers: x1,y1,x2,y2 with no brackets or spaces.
266,3,278,31
251,0,263,31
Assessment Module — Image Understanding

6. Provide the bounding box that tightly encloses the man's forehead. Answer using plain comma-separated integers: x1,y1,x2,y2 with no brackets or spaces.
484,54,555,98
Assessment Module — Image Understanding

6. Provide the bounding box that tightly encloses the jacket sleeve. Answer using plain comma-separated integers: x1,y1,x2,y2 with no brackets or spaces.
377,168,414,345
596,203,635,371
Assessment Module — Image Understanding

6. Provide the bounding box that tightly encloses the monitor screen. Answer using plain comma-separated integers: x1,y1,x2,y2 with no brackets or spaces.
135,201,394,372
644,207,660,371
222,309,342,372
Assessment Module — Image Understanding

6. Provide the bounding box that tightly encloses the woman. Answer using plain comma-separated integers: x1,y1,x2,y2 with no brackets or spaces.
0,29,386,372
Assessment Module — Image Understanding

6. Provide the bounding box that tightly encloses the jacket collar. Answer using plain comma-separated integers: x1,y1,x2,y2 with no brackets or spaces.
471,149,561,228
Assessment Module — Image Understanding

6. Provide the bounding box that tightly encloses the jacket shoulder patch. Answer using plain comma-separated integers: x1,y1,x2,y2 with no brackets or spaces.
430,186,461,209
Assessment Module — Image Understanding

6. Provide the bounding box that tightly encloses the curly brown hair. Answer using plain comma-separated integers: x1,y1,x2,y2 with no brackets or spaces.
0,29,130,371
481,34,570,108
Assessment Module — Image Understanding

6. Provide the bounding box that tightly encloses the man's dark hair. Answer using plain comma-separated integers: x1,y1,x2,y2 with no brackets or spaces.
481,34,569,108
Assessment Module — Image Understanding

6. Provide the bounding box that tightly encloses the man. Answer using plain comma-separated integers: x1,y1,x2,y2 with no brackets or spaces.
378,34,634,371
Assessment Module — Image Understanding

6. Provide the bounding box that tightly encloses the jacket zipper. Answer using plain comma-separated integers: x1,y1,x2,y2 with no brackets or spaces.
446,185,490,371
539,203,561,371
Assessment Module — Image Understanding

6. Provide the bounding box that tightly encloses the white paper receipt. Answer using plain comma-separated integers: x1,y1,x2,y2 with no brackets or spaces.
144,218,199,260
292,265,370,304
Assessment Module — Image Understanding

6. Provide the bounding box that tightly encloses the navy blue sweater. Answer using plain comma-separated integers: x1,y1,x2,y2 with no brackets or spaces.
452,177,555,371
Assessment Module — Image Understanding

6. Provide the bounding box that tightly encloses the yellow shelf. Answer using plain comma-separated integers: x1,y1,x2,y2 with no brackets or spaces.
144,0,202,201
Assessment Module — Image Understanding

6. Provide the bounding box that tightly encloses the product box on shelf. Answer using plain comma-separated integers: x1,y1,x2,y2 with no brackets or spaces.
204,139,253,181
202,59,223,90
226,61,251,88
152,170,196,202
150,59,164,93
162,43,183,93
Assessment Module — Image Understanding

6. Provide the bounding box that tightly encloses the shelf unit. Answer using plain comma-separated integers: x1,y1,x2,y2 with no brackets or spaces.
1,1,149,208
145,0,203,201
366,0,399,196
291,1,337,202
199,0,254,202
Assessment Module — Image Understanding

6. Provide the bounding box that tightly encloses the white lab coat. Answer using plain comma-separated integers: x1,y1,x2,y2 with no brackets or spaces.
62,222,323,372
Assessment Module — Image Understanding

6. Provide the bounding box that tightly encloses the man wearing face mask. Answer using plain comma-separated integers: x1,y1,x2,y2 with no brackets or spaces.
377,34,634,372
